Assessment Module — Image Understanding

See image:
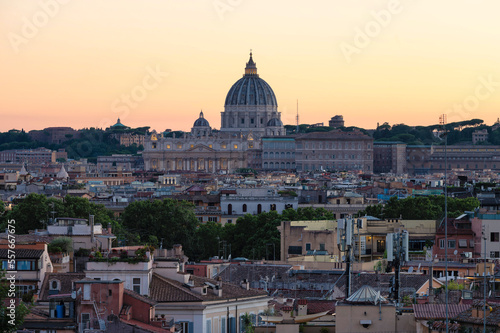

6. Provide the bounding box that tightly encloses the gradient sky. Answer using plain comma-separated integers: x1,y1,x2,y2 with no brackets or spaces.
1,0,500,132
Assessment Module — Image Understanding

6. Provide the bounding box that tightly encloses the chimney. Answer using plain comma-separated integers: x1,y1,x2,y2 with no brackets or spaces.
89,215,95,243
428,265,434,303
213,285,223,297
217,276,223,289
241,279,250,290
297,299,308,316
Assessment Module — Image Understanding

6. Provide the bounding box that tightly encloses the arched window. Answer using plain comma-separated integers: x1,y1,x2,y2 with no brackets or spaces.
242,204,247,213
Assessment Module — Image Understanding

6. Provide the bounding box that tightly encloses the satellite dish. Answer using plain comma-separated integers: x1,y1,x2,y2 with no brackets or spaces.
454,250,458,255
408,267,414,273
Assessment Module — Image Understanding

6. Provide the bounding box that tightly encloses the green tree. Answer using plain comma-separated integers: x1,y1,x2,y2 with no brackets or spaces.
193,222,223,260
48,237,73,254
241,313,255,333
358,195,480,220
3,193,49,234
120,199,199,258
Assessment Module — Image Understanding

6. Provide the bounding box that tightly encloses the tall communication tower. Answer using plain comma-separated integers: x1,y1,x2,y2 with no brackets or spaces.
296,100,299,134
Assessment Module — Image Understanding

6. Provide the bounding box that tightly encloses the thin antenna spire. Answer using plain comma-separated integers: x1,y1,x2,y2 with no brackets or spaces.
296,99,299,134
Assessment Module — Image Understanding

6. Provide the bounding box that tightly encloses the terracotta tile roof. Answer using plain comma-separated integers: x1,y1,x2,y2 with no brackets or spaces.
271,299,336,315
306,300,336,315
454,302,500,326
124,289,157,306
38,272,86,302
413,304,470,320
149,273,268,303
0,233,54,244
0,249,44,259
215,264,292,285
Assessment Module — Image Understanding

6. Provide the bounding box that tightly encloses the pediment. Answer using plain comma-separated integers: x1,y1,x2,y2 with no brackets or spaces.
186,144,216,152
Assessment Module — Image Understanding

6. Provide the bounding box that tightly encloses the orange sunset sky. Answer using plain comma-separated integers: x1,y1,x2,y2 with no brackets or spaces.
1,0,500,133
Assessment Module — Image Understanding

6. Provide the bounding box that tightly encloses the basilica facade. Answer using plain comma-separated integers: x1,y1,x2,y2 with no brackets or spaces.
143,53,285,172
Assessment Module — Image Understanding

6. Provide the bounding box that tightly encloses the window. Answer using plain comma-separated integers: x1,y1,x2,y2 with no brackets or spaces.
305,243,311,251
270,204,276,211
209,144,213,148
179,322,190,333
83,284,91,300
109,289,112,296
228,204,232,215
50,280,59,290
16,285,34,297
221,317,226,333
440,239,445,249
82,313,91,330
257,204,262,214
208,217,218,222
491,232,499,242
319,243,326,251
190,144,194,148
241,118,245,124
448,240,456,249
234,144,238,149
491,251,500,258
288,246,302,255
242,204,247,213
458,239,468,248
221,143,227,149
166,144,171,149
251,118,254,124
17,260,34,271
133,278,141,294
152,142,157,149
177,144,182,149
206,319,212,333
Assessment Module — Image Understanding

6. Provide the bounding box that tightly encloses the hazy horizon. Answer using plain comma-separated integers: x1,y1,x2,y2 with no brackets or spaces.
2,0,500,132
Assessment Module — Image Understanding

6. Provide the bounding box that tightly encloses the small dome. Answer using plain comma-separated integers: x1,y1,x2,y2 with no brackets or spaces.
111,118,127,128
193,111,210,127
267,118,283,127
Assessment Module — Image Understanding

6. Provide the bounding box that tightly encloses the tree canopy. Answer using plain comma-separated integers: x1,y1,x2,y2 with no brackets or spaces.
357,195,480,220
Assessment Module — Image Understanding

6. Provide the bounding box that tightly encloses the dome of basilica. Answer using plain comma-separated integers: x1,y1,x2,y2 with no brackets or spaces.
224,53,277,107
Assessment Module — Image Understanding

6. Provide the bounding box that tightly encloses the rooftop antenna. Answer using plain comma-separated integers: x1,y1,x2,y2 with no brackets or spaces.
296,100,299,134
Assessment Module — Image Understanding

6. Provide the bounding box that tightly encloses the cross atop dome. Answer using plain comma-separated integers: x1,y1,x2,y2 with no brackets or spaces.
245,50,258,76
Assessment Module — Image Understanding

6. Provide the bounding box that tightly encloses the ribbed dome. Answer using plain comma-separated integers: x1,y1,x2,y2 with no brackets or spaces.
224,53,277,107
193,111,210,127
267,118,283,127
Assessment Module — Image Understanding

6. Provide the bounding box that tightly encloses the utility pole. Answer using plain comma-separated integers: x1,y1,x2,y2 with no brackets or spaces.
386,230,409,308
440,114,449,333
337,218,354,297
483,225,487,332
